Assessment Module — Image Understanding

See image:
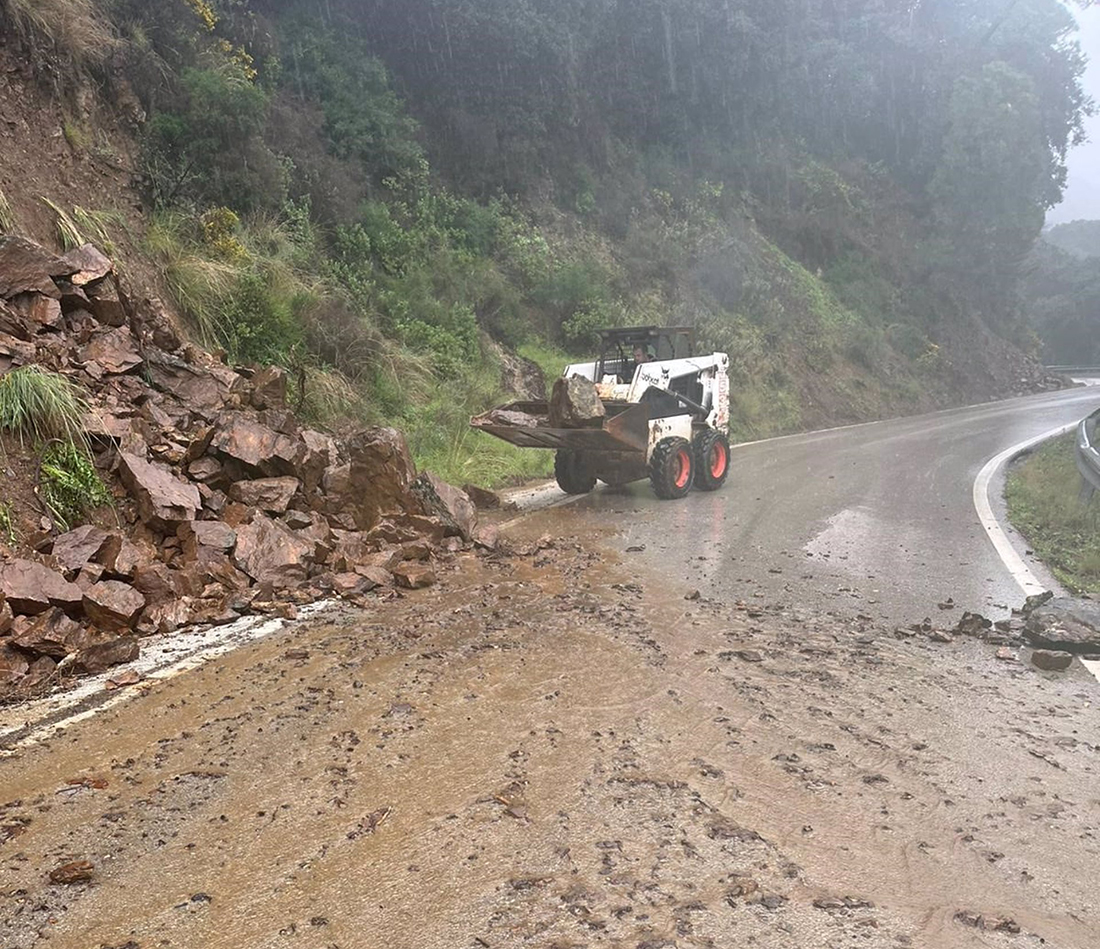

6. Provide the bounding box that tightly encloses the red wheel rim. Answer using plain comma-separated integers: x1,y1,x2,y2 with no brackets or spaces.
674,449,691,489
710,442,728,479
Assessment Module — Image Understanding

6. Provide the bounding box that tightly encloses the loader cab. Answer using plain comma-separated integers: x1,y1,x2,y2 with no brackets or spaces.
596,327,695,385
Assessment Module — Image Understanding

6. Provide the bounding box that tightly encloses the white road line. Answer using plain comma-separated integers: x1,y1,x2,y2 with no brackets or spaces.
972,423,1076,596
0,601,336,754
972,423,1100,682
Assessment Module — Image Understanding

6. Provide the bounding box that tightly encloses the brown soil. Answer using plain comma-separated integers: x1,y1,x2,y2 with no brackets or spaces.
1,511,1096,949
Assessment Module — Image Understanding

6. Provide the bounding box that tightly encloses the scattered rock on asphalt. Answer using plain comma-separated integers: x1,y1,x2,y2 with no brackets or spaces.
1023,598,1100,653
1030,649,1074,672
393,563,437,590
48,861,95,885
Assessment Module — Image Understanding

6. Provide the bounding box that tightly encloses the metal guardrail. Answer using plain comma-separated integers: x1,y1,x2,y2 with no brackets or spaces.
1076,409,1100,502
1049,366,1100,375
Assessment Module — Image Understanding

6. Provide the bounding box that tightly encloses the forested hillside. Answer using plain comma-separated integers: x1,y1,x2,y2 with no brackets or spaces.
1025,220,1100,363
0,0,1092,484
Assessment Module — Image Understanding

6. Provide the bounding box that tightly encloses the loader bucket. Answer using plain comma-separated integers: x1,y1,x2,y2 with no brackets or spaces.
471,402,649,454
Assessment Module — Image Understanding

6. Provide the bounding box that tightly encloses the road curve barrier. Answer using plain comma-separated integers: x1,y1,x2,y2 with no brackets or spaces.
1077,408,1100,502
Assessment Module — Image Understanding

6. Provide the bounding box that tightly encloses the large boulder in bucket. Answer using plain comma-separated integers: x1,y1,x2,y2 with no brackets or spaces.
549,377,605,428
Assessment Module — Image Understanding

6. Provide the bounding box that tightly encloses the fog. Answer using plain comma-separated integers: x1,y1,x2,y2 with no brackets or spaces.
1049,4,1100,223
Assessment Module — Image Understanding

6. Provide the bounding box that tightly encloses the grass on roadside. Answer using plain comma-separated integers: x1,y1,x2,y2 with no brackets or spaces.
1005,433,1100,595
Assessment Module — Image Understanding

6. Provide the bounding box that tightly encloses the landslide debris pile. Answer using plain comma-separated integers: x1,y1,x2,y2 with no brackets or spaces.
0,236,492,694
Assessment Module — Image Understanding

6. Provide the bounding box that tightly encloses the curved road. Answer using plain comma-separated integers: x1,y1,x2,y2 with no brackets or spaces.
540,385,1100,626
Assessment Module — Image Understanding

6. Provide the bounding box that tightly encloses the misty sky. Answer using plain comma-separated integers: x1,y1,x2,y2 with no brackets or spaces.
1048,3,1100,224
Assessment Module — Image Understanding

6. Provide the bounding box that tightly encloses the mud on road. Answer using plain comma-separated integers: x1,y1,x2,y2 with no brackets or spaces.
1,509,1099,949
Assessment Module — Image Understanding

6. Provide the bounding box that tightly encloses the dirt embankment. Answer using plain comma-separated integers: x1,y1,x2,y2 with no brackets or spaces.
1,513,1097,949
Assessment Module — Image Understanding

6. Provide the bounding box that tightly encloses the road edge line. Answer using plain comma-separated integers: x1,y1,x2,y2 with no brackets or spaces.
972,423,1076,597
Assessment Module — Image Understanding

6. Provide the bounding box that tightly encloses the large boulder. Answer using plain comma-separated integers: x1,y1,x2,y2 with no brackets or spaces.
210,412,305,476
233,514,315,586
147,353,242,421
229,477,300,514
59,244,113,287
11,608,93,658
412,472,478,541
0,236,73,299
249,366,287,409
83,581,146,631
1023,598,1100,653
118,452,201,531
0,560,83,616
337,428,419,531
72,637,139,675
80,326,143,375
177,520,237,563
51,526,112,578
549,376,605,428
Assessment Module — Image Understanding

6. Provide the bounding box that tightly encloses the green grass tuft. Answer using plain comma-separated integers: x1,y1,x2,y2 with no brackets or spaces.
1006,434,1100,595
39,439,112,532
0,501,16,546
0,366,88,446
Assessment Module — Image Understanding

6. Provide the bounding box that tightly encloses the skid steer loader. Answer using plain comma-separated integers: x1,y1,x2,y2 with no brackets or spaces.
471,327,732,500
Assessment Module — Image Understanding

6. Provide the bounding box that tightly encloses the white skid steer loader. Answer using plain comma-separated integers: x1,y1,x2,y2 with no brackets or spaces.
472,327,732,500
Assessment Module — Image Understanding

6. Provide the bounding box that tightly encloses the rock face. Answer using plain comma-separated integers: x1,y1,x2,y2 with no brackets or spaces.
11,608,92,658
0,236,73,298
0,560,84,616
549,376,605,427
1023,598,1100,653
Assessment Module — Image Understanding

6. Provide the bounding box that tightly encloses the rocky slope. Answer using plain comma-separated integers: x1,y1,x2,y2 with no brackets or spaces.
0,235,492,697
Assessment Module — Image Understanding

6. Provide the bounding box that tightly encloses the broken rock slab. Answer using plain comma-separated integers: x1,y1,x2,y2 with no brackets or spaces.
11,608,93,658
393,562,436,590
0,560,84,616
118,452,201,531
0,643,29,686
229,477,300,514
60,243,113,287
80,326,143,375
83,581,146,631
210,413,304,476
233,514,315,587
1023,598,1100,653
0,235,73,298
51,526,112,578
412,472,478,541
72,638,139,675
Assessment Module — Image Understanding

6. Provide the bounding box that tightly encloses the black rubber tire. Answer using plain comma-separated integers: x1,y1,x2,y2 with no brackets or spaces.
649,436,694,500
555,450,596,495
694,429,732,491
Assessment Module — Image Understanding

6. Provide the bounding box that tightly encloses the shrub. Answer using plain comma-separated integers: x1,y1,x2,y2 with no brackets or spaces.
39,440,112,532
0,366,88,446
143,65,285,212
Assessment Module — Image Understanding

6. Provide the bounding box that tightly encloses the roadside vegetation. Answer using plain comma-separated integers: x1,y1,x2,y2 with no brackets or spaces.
0,366,112,532
1006,434,1100,595
0,0,1091,485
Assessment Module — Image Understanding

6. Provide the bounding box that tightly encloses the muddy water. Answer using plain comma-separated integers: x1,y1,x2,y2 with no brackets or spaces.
2,516,1099,949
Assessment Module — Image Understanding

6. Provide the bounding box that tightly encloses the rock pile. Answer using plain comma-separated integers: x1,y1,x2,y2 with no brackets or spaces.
0,236,494,692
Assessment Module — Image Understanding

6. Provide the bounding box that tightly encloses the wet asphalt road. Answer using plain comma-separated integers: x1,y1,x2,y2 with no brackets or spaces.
563,385,1100,626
